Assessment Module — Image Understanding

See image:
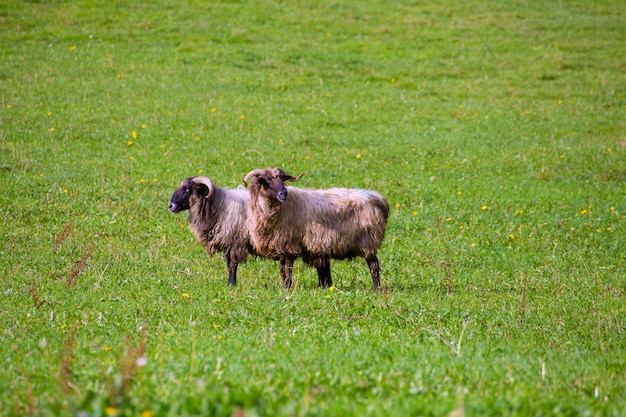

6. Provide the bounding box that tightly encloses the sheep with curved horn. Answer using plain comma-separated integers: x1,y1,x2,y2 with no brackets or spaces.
169,176,253,286
244,168,389,290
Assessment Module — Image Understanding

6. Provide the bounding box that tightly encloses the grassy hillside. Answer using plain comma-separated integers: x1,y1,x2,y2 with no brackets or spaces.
1,0,625,415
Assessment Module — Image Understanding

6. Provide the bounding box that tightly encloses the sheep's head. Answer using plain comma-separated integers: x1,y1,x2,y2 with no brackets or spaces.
168,176,215,213
243,168,303,203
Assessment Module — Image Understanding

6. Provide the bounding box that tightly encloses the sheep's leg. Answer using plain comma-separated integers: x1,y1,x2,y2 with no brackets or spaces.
366,255,381,291
227,262,237,286
224,251,238,286
316,262,332,288
225,254,237,286
279,258,294,289
279,260,287,286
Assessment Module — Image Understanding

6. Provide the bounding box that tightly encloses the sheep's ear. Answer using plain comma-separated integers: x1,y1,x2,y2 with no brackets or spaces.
284,173,304,183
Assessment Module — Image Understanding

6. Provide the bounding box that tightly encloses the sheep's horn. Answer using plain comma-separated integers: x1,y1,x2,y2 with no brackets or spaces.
243,169,268,187
286,173,304,182
192,176,215,198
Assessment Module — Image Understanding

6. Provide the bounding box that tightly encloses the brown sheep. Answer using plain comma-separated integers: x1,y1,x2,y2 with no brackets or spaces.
168,176,253,286
244,168,389,290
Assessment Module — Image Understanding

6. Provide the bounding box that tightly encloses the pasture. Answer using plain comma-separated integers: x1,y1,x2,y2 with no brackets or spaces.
1,0,625,415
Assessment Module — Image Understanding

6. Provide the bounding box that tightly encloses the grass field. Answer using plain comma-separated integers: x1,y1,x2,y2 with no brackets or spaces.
1,0,625,416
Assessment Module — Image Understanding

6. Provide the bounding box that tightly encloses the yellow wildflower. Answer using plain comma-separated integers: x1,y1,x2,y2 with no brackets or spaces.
105,407,117,416
182,293,190,298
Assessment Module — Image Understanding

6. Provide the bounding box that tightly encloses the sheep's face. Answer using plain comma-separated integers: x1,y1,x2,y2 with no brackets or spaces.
169,177,213,213
248,168,302,204
168,178,195,213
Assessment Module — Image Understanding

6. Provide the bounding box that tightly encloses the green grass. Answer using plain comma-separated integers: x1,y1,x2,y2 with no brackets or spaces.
1,0,625,416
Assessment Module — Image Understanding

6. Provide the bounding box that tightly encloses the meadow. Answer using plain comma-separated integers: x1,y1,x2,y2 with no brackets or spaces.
1,0,625,415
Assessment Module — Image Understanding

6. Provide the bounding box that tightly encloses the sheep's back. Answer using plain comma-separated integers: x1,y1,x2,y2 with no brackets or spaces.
282,187,389,259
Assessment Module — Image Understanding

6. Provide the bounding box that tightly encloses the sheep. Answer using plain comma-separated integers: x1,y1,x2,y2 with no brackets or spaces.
168,176,253,286
243,168,389,290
